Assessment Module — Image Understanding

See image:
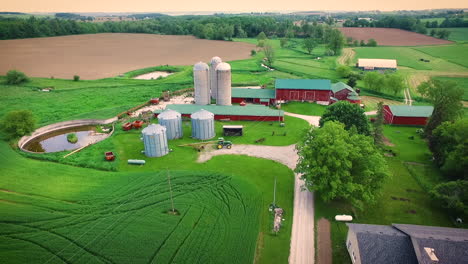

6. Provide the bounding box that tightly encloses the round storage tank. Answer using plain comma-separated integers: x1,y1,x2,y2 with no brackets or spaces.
194,62,210,105
191,109,215,140
216,62,232,106
141,124,169,157
210,56,222,99
158,109,183,140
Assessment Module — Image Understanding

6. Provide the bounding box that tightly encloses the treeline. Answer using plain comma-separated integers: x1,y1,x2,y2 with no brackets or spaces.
423,17,468,28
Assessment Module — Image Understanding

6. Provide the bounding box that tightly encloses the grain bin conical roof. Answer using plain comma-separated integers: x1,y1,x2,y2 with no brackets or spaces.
158,109,181,120
191,109,214,120
142,124,166,135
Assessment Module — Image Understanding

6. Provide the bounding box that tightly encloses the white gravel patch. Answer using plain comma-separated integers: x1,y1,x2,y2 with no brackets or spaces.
133,71,173,80
131,94,194,117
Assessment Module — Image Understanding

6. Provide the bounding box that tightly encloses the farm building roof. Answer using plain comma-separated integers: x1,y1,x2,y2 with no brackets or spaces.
347,91,360,100
388,105,433,117
275,79,332,91
331,82,355,94
358,59,397,69
231,88,276,99
156,104,284,117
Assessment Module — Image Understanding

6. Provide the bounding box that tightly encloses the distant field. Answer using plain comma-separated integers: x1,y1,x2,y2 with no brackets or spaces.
353,46,467,71
0,13,52,19
414,44,468,68
420,18,446,24
339,27,452,46
0,33,255,79
444,28,468,42
432,76,468,100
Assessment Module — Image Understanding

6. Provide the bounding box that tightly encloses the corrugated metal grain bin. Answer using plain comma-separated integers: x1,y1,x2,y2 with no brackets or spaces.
191,109,215,140
141,124,169,157
158,109,183,140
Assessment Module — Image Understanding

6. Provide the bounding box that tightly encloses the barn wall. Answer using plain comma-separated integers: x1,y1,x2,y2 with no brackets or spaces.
170,113,283,122
276,89,331,101
383,105,393,124
392,116,428,126
232,97,244,103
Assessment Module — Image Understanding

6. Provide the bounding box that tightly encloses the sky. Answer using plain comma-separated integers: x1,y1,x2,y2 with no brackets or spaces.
2,0,466,13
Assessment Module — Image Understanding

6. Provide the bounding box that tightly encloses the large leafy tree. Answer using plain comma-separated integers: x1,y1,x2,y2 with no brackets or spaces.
417,79,463,137
326,28,345,55
296,121,389,209
1,110,36,139
263,43,275,65
430,180,468,217
302,38,317,54
430,119,468,180
373,102,385,146
319,101,370,135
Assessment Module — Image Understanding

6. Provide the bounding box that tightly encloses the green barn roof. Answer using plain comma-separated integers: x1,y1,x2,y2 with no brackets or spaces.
231,88,276,99
155,104,284,117
275,79,332,90
332,82,355,94
388,105,434,117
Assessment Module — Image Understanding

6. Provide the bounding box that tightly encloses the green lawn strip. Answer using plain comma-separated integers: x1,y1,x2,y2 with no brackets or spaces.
413,44,468,68
444,27,468,43
281,101,327,116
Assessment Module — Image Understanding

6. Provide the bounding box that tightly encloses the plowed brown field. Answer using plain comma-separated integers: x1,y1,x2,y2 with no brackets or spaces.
339,28,452,46
0,33,255,79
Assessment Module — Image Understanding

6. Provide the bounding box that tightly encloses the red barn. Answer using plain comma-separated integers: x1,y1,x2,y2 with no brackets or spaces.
331,82,361,104
275,79,332,102
231,88,276,106
384,105,433,126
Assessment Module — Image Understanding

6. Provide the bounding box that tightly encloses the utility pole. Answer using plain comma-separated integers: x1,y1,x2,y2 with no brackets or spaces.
167,168,175,213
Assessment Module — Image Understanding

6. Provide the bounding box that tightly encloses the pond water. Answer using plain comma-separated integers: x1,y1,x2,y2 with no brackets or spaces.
133,71,173,80
23,126,109,153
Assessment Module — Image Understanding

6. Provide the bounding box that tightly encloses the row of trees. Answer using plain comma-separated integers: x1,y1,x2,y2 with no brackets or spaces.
363,71,406,95
424,17,468,28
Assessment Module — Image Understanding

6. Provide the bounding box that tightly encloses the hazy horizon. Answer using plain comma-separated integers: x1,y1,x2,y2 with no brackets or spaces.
2,0,467,13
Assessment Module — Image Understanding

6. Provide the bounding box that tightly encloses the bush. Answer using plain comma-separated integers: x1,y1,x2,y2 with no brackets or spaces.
6,70,29,85
67,133,78,143
336,65,352,78
325,49,335,56
73,75,80,81
0,110,35,139
430,180,468,217
250,49,257,56
367,38,377,47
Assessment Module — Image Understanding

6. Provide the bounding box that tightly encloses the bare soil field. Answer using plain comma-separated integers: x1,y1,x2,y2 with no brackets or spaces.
339,28,452,46
0,33,255,79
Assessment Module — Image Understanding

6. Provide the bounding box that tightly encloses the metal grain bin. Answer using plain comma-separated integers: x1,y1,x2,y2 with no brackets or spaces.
194,62,210,105
210,56,222,99
191,109,215,140
141,124,169,157
158,109,183,140
216,62,232,106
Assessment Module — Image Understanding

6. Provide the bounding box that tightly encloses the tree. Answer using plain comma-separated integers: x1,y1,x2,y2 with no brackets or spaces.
296,121,389,209
430,119,468,180
319,101,371,135
347,76,357,88
353,40,359,47
384,74,405,95
302,38,317,54
417,79,463,137
430,29,436,37
263,43,275,65
280,38,288,48
367,38,377,47
327,29,345,55
257,31,267,41
257,39,265,48
373,102,385,145
363,71,384,92
360,40,366,46
6,70,29,85
430,180,468,217
336,65,352,78
0,110,36,139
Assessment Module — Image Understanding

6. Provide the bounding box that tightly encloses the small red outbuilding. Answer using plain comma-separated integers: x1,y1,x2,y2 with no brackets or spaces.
383,105,434,126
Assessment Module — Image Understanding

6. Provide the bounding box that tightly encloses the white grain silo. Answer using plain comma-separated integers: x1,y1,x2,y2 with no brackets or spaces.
194,62,210,105
158,109,183,140
210,56,222,99
216,62,232,106
191,109,215,140
142,124,169,157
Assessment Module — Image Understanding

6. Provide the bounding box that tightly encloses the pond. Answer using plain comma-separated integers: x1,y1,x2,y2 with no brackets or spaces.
23,125,109,153
133,71,173,80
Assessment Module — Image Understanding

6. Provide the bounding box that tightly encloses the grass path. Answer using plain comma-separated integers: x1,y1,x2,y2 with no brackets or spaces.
337,48,355,66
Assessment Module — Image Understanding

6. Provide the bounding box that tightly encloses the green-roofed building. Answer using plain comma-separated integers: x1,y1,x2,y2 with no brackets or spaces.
231,88,276,106
384,105,434,126
275,79,332,102
154,104,284,122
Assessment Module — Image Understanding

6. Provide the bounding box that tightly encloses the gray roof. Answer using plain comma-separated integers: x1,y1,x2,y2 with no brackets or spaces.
387,105,434,117
331,82,355,94
393,224,468,264
141,124,166,135
157,109,181,120
191,109,214,120
347,224,418,264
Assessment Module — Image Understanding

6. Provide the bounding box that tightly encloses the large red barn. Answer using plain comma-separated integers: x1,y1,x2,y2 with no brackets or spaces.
275,79,332,102
383,105,433,126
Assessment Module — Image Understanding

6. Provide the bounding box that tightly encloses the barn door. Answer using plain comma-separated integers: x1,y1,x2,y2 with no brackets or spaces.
305,91,315,101
290,91,300,101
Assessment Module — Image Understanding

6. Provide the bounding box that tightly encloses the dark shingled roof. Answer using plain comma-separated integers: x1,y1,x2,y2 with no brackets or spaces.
393,224,468,264
347,224,418,264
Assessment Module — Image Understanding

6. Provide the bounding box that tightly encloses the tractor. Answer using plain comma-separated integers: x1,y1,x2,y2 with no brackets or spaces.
217,137,232,149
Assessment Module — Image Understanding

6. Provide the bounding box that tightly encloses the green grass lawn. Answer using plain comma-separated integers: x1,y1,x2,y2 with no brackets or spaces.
280,101,327,116
431,76,468,100
315,125,454,264
444,28,468,42
414,44,468,68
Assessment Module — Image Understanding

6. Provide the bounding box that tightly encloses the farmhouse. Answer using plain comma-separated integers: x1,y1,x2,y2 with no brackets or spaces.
231,88,276,106
357,59,397,71
346,223,468,264
330,82,361,104
155,104,284,122
384,105,433,126
275,79,332,102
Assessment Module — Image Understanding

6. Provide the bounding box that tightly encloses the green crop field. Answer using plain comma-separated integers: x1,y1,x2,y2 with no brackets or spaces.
353,46,467,71
414,44,468,68
432,76,468,100
444,28,468,42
